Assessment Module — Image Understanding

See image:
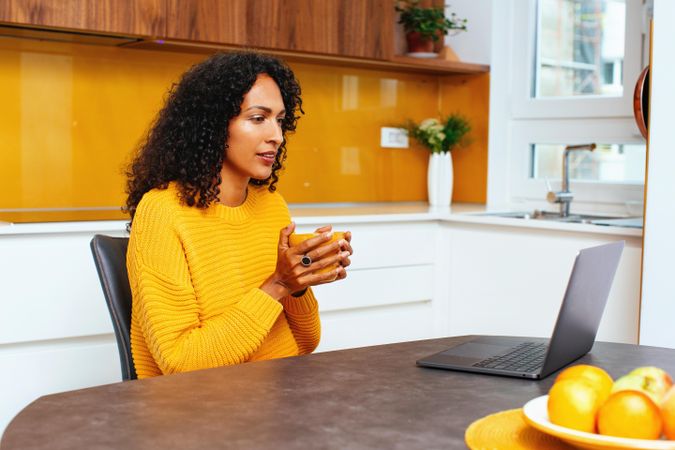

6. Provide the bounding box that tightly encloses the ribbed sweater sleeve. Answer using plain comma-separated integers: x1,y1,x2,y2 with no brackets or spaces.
133,261,282,374
280,288,321,354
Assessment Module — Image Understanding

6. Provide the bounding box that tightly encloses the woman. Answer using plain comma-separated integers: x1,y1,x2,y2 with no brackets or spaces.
124,52,352,378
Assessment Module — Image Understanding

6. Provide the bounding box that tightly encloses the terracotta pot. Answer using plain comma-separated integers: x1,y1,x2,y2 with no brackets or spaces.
405,31,435,54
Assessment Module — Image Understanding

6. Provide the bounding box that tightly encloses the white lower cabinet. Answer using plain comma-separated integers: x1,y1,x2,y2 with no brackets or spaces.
0,224,127,435
443,222,642,344
295,221,444,352
0,216,642,436
0,336,120,436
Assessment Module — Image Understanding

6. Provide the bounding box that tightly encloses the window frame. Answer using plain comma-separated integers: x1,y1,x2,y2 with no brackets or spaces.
489,0,648,214
510,0,644,119
509,118,645,209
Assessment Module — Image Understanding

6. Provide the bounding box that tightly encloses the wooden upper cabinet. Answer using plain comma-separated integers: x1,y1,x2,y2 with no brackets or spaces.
0,0,165,37
0,0,481,73
166,0,393,60
338,0,393,60
248,0,340,55
165,0,247,45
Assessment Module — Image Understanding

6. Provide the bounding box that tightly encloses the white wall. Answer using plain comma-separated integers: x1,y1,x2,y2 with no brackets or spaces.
638,0,675,348
445,0,493,65
486,0,512,209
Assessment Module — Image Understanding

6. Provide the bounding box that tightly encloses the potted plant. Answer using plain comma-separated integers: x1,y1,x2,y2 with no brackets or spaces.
395,0,467,56
407,114,471,206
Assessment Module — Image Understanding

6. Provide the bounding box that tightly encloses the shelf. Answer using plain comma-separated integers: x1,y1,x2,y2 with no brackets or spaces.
124,40,489,76
0,25,488,76
388,55,489,74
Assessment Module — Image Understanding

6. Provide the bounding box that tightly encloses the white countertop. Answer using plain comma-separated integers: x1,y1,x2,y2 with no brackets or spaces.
0,203,642,237
289,202,476,223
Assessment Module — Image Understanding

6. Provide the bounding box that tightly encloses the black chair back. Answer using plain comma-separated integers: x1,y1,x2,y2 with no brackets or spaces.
90,235,137,381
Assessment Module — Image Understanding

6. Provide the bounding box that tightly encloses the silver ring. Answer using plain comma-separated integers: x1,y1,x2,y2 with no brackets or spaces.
301,255,312,267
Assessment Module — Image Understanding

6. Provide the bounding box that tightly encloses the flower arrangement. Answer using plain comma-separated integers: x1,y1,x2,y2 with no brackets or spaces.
408,114,471,154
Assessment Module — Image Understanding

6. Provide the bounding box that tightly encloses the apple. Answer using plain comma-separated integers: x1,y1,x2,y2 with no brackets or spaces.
611,374,665,405
662,385,675,439
630,366,673,401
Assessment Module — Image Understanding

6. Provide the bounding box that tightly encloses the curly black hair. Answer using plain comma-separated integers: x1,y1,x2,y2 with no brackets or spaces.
124,51,303,224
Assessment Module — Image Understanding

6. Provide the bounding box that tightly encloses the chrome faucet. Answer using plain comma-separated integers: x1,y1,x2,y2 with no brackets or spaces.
546,143,596,217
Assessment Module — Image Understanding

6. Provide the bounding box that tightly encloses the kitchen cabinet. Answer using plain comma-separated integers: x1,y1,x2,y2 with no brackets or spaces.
0,0,165,37
336,0,393,59
0,222,125,439
165,0,393,60
0,0,486,75
443,221,641,345
297,220,444,352
164,0,246,46
153,0,486,75
0,217,444,435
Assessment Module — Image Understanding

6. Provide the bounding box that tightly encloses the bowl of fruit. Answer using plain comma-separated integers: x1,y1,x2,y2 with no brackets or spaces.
523,365,675,449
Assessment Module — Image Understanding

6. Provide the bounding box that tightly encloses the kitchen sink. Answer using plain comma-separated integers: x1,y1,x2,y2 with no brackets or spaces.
475,210,643,227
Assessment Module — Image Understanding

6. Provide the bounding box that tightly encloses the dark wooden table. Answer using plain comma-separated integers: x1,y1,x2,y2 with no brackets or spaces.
3,335,675,450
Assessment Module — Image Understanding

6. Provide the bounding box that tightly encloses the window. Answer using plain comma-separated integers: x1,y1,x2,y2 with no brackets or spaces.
531,143,646,183
535,0,627,98
508,118,645,209
510,0,642,118
488,0,649,213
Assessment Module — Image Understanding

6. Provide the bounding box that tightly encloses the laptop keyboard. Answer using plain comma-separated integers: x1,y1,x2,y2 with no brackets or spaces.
472,342,548,373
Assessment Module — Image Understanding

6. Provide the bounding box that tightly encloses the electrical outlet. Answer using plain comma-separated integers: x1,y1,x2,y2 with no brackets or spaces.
380,127,409,148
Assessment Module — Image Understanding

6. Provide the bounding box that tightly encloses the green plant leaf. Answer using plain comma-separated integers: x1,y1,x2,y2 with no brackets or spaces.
395,0,468,40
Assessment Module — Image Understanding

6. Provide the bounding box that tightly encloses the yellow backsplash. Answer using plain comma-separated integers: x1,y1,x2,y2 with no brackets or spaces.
0,36,487,223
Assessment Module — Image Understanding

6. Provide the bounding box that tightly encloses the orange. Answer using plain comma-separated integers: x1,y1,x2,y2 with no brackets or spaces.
597,390,662,439
555,364,613,406
548,378,600,433
662,385,675,439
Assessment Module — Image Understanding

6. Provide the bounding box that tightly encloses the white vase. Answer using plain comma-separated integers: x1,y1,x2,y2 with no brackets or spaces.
427,152,453,207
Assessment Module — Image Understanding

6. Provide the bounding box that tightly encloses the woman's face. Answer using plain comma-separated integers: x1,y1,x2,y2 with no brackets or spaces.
222,74,285,184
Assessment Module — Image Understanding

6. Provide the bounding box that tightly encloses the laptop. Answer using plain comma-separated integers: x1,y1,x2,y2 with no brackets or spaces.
416,241,624,380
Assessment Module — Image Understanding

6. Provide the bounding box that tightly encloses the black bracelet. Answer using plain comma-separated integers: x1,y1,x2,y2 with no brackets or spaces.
291,288,307,298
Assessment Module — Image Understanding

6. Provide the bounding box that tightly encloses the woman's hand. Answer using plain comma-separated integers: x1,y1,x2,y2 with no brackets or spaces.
260,223,353,300
314,225,352,282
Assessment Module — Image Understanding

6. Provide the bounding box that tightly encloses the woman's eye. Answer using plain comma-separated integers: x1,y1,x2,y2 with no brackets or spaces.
251,116,265,123
276,118,284,125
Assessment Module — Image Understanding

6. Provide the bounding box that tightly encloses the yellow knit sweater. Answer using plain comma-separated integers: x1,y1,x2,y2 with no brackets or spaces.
126,183,321,378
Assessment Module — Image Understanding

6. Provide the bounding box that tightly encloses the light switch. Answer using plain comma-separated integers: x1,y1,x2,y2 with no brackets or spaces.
380,127,409,148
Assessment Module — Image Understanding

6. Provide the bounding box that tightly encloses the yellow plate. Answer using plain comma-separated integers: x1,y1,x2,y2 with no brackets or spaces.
523,395,675,450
